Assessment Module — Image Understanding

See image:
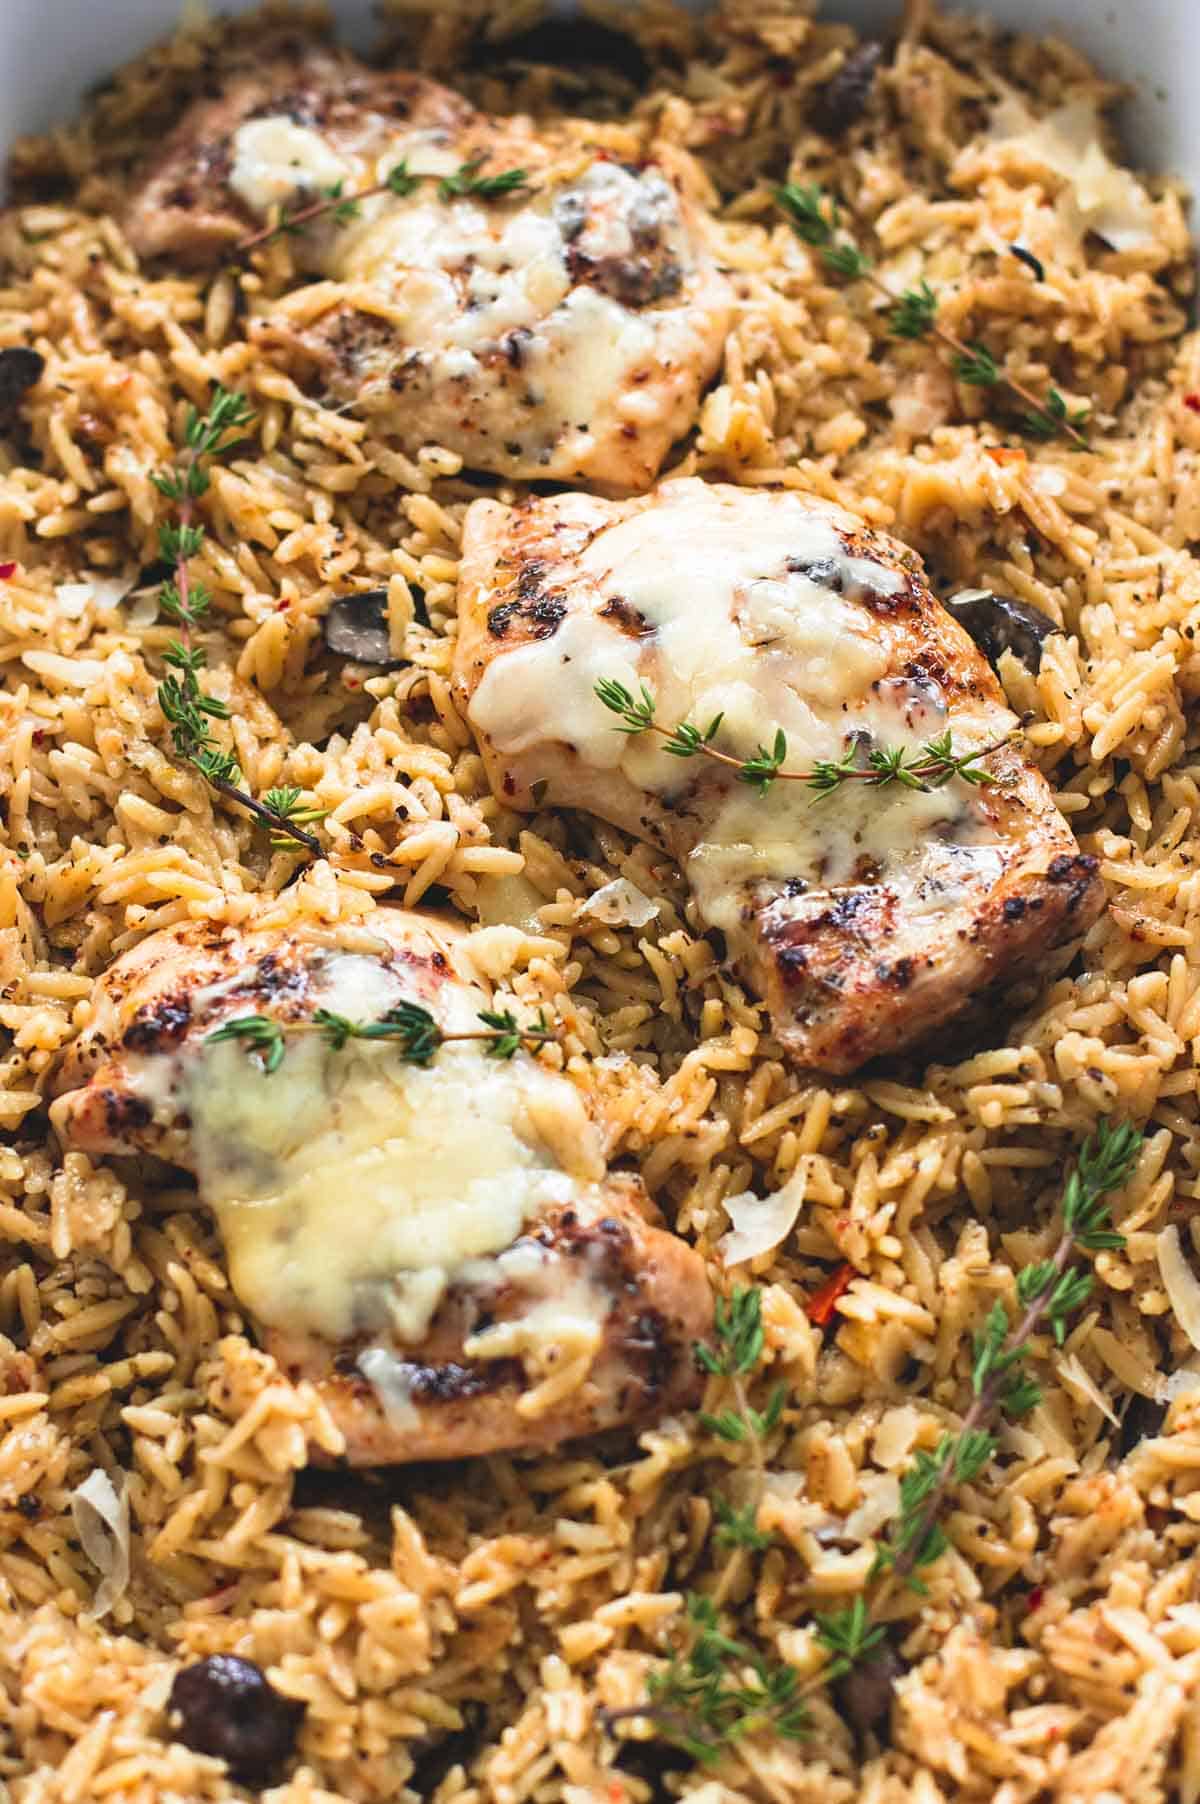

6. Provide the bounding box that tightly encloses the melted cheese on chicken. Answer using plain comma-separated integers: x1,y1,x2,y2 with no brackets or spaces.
123,49,734,489
454,481,1104,1072
191,935,599,1358
191,967,603,1348
466,484,1000,930
51,910,712,1463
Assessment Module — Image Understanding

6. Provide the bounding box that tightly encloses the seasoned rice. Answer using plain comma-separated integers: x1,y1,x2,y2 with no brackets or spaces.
3,0,1200,1799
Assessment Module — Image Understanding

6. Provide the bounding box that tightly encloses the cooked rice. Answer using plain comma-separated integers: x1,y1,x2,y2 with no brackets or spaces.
2,0,1200,1798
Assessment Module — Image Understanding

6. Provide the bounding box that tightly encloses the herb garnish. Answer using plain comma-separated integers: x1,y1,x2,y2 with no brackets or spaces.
774,183,1090,447
237,159,532,253
1019,387,1092,444
607,1124,1143,1761
696,1290,785,1553
696,1287,785,1450
870,1119,1142,1584
151,388,321,853
954,342,1001,388
621,1593,809,1763
593,677,1009,799
261,785,330,851
811,1596,887,1685
206,1002,556,1072
603,1287,806,1761
436,158,533,201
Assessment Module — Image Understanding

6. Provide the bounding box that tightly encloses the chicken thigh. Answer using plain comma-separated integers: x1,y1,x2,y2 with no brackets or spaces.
52,908,711,1463
453,480,1103,1072
123,44,733,489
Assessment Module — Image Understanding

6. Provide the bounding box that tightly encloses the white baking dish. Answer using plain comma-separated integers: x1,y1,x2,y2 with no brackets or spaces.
0,2,1195,193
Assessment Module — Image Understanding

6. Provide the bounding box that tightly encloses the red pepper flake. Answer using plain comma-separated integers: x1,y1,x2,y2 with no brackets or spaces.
986,446,1026,465
31,729,46,747
0,563,15,581
1184,394,1200,414
805,1262,856,1326
275,599,289,612
1026,1586,1044,1613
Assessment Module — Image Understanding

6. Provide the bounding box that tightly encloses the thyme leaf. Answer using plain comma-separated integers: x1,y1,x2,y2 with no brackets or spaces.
261,785,330,850
812,1597,887,1685
205,1013,287,1074
713,1497,774,1551
1020,386,1091,443
605,1594,808,1762
889,279,938,340
385,159,420,198
437,158,532,201
773,181,840,249
603,1292,804,1761
822,241,872,280
697,1286,768,1377
954,341,1001,387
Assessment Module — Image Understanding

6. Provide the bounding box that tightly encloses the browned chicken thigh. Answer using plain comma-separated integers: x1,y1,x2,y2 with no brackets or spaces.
51,909,710,1464
453,480,1104,1072
123,44,733,489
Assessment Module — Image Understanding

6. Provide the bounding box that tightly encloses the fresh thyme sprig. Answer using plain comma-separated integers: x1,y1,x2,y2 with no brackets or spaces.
206,1002,556,1072
773,183,1090,449
870,1120,1143,1586
603,1287,805,1760
237,158,532,252
604,1594,808,1764
693,1289,785,1571
151,388,322,854
696,1287,786,1448
612,1128,1143,1758
594,678,1008,799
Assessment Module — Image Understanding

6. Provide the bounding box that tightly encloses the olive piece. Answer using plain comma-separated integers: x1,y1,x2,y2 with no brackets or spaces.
168,1654,303,1783
408,1701,487,1797
322,588,405,667
810,42,884,138
0,347,45,417
835,1644,902,1741
613,1735,693,1798
945,588,1059,673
